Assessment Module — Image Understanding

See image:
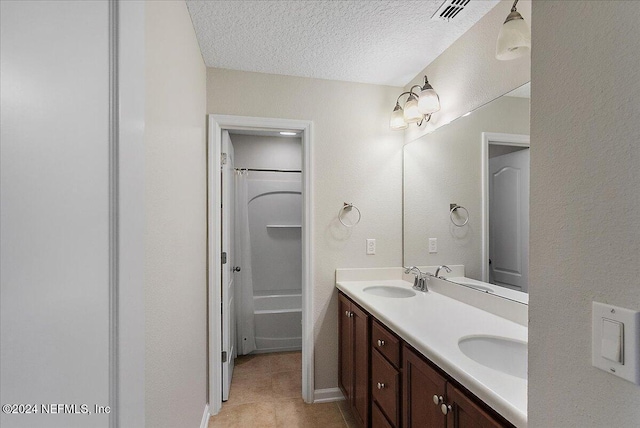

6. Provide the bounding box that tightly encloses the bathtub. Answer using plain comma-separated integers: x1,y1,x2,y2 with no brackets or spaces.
253,292,302,353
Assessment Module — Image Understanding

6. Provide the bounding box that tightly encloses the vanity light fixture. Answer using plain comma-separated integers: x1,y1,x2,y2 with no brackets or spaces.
496,0,531,60
390,75,441,130
279,131,297,136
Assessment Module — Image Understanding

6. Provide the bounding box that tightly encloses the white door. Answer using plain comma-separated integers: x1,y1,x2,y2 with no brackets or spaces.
489,148,530,292
221,131,236,401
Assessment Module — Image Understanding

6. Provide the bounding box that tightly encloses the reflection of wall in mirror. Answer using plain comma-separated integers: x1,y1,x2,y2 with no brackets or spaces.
403,94,529,282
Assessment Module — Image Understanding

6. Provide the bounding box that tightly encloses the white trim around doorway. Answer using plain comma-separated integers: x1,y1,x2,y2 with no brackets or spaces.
207,115,314,416
481,132,530,283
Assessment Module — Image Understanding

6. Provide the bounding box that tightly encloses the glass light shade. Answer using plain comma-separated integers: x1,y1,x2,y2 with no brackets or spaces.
496,17,531,60
403,95,423,124
418,88,441,114
390,105,408,130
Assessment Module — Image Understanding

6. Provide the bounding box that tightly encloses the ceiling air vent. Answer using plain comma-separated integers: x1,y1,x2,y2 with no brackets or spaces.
431,0,471,22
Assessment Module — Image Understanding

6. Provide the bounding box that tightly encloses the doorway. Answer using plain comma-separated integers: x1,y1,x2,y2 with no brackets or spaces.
207,115,314,416
481,132,530,292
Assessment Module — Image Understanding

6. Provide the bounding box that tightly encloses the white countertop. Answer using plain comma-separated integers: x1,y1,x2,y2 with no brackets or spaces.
336,278,527,427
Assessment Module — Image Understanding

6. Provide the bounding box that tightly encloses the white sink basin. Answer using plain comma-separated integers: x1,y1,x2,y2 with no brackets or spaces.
448,277,495,292
363,285,416,298
458,335,527,380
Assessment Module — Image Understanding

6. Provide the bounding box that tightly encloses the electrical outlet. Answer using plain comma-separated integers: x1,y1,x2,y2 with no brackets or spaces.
429,238,437,253
366,239,376,255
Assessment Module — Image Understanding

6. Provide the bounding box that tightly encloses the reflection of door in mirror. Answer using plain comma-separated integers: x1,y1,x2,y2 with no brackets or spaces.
488,145,529,292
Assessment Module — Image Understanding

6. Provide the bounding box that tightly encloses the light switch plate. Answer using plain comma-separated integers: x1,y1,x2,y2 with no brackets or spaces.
592,301,640,384
428,238,437,253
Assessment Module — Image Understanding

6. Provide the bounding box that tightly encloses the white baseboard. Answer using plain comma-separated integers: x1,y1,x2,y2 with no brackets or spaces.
200,404,210,428
313,387,345,403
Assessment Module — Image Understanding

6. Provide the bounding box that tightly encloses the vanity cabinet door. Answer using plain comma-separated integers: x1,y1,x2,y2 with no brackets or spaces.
338,293,353,401
338,292,370,428
447,385,505,428
352,303,370,427
403,345,447,428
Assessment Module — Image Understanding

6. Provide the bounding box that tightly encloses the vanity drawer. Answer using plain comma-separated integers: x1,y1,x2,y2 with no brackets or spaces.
372,319,400,368
372,402,394,428
372,349,400,426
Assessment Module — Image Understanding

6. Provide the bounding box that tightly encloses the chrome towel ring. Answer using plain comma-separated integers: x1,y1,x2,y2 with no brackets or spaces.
338,202,361,227
450,203,469,227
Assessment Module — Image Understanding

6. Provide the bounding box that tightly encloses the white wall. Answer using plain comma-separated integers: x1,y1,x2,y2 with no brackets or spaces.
1,1,111,427
145,1,207,427
207,68,404,389
529,1,640,426
230,134,302,170
2,2,146,426
404,96,530,279
404,0,531,143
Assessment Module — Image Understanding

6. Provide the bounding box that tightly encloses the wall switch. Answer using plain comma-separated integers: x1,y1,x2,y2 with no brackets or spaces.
601,318,623,363
428,238,438,253
366,239,376,255
592,301,640,384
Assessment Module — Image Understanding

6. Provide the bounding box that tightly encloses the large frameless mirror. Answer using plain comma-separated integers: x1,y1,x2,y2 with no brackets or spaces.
403,82,530,304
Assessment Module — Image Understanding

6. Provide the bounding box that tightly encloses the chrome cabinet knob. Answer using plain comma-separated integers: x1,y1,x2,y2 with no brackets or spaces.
377,339,385,347
441,403,452,415
376,382,386,390
345,310,353,318
433,395,443,406
232,266,241,272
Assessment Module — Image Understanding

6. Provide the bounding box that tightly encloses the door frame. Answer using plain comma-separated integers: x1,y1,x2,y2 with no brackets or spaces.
207,115,314,416
220,130,235,401
481,132,530,283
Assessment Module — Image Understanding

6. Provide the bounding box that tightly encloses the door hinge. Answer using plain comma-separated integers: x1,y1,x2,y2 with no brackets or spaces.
222,351,228,363
221,153,227,165
221,252,227,264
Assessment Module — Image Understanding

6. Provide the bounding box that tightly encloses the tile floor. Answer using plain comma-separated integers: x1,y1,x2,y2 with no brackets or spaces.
209,351,357,428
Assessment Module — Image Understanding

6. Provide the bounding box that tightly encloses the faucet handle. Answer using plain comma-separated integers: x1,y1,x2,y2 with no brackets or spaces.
404,265,419,275
413,275,420,290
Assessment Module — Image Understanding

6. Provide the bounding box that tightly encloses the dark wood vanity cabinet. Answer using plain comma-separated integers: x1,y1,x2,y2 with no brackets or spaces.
403,344,447,427
338,291,514,428
371,319,401,427
403,345,506,428
339,293,370,427
446,384,504,428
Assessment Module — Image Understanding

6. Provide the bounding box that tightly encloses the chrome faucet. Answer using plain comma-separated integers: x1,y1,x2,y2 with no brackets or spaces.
403,266,430,292
435,265,452,278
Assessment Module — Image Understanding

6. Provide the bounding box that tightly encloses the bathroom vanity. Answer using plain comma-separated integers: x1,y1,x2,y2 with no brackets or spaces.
336,268,527,428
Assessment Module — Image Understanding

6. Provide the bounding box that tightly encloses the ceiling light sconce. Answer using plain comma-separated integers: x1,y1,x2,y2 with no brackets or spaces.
496,0,531,60
390,75,441,130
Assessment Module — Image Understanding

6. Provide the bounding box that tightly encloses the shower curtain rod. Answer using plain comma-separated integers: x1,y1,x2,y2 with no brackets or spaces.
235,168,302,173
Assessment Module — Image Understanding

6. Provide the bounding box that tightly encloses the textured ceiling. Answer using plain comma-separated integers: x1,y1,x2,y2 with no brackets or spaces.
186,0,500,87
